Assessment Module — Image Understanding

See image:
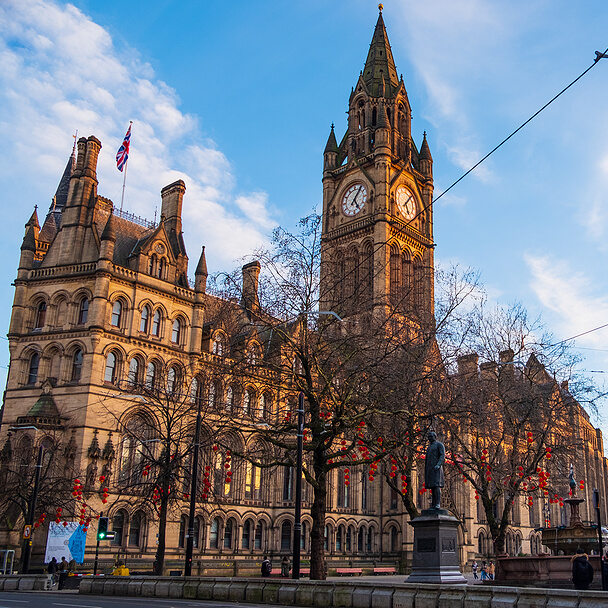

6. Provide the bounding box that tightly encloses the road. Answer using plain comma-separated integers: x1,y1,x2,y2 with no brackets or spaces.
1,593,299,608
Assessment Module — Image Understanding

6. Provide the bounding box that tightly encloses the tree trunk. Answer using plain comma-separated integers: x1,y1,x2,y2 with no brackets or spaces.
155,480,170,575
309,465,327,580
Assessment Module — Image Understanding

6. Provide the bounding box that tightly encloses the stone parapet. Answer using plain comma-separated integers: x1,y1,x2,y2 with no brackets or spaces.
71,575,608,607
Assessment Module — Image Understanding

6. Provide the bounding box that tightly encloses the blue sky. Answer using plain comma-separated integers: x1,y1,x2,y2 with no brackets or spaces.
2,0,608,438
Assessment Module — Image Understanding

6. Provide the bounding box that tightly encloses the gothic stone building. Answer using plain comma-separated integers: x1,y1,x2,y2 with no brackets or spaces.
1,9,608,572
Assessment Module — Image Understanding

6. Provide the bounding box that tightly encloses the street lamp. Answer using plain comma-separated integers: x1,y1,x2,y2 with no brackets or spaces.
184,395,203,576
592,489,607,590
292,391,305,580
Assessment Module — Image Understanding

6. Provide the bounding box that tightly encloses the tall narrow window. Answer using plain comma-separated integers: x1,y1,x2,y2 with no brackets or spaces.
258,394,266,420
71,349,83,381
140,306,150,332
208,382,216,408
226,386,234,411
283,467,293,501
104,352,117,383
336,527,342,552
28,352,40,385
111,301,122,327
281,521,292,551
152,310,161,337
78,298,89,325
212,334,224,356
167,367,177,394
358,528,365,552
193,518,200,548
390,245,401,306
35,302,46,329
210,518,219,549
367,529,373,552
111,511,125,546
224,519,233,549
128,358,140,386
242,519,252,549
146,362,157,389
157,257,165,279
179,515,187,548
190,378,199,403
172,319,181,344
361,473,368,510
128,511,142,547
148,254,156,276
254,522,263,549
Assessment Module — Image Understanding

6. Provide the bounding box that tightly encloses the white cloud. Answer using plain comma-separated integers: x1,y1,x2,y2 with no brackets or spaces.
525,253,608,348
0,0,276,273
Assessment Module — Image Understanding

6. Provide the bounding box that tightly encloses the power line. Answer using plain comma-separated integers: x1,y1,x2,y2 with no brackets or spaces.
552,322,608,347
419,49,608,214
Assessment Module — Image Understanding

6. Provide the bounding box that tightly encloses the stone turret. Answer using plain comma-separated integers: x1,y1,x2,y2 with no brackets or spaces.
241,261,261,315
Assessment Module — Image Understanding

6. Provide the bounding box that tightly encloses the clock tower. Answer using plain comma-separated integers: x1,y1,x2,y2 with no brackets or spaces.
320,7,434,324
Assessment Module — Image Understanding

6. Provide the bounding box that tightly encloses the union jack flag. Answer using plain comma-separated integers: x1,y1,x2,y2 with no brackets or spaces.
116,123,132,172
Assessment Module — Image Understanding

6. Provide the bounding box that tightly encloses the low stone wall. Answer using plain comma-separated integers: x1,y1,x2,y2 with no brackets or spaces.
77,576,608,607
0,575,54,591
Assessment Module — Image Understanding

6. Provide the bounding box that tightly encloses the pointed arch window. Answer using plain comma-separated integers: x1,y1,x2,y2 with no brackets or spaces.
148,254,157,276
190,377,199,403
167,366,180,395
390,245,402,306
111,301,122,328
111,510,125,546
171,319,181,344
140,306,150,333
128,511,143,547
281,521,292,551
146,361,157,389
210,518,220,549
27,352,40,385
254,522,263,550
35,301,46,329
71,349,83,382
212,333,224,356
224,519,234,549
226,385,234,411
152,310,161,337
128,358,140,386
104,352,118,384
242,519,252,549
78,298,89,325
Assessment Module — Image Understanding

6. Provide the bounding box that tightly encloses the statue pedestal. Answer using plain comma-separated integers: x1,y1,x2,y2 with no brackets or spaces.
406,508,467,584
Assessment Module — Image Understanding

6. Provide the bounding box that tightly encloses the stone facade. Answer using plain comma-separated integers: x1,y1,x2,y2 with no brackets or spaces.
1,9,607,573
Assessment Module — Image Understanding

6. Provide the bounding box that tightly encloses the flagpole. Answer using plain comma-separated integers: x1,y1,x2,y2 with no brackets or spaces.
119,121,132,212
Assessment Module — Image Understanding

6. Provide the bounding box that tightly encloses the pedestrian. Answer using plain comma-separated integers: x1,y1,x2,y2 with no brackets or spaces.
261,555,272,577
111,560,130,576
471,560,478,580
47,557,57,586
281,556,291,578
57,557,69,590
488,561,495,580
480,561,487,581
572,549,594,590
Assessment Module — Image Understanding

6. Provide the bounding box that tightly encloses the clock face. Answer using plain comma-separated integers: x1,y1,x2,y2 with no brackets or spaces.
342,183,367,216
395,186,417,220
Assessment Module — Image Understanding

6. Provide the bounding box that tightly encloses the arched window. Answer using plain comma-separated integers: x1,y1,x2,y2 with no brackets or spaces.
128,511,143,547
157,257,165,279
104,352,118,383
35,301,46,329
179,515,187,548
242,519,252,549
283,466,294,501
210,518,220,549
245,459,261,500
224,518,234,549
152,310,161,337
301,521,307,550
344,247,359,310
190,377,199,403
78,298,89,325
212,333,224,356
337,469,349,508
336,526,343,552
111,301,122,328
111,510,125,546
71,349,83,381
148,254,156,276
128,358,140,386
244,389,254,416
171,319,181,344
208,381,220,408
390,527,399,552
324,525,330,551
367,529,373,553
193,517,201,549
167,366,179,395
226,386,234,411
413,259,424,308
358,527,365,552
361,241,374,308
281,521,292,551
478,531,486,555
390,244,401,306
258,393,267,420
27,352,40,385
140,306,150,333
254,522,263,550
146,361,157,389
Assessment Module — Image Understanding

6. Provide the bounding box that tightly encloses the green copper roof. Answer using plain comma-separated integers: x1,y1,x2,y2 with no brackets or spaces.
362,11,400,97
27,393,60,419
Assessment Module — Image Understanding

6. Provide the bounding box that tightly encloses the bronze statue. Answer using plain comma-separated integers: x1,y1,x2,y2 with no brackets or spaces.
425,431,445,509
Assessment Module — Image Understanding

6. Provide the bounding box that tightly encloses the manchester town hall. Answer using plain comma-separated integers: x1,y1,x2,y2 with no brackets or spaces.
1,10,607,574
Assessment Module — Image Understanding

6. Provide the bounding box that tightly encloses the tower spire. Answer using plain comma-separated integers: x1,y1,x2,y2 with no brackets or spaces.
362,6,399,96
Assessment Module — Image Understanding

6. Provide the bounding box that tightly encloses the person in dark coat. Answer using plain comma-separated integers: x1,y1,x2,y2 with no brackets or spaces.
572,550,594,590
424,431,445,509
57,557,69,590
47,557,57,586
281,556,291,577
261,556,272,577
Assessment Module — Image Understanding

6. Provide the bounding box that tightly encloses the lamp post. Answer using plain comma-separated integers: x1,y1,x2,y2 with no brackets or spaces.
184,396,203,576
592,488,606,590
21,443,44,574
292,391,305,579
